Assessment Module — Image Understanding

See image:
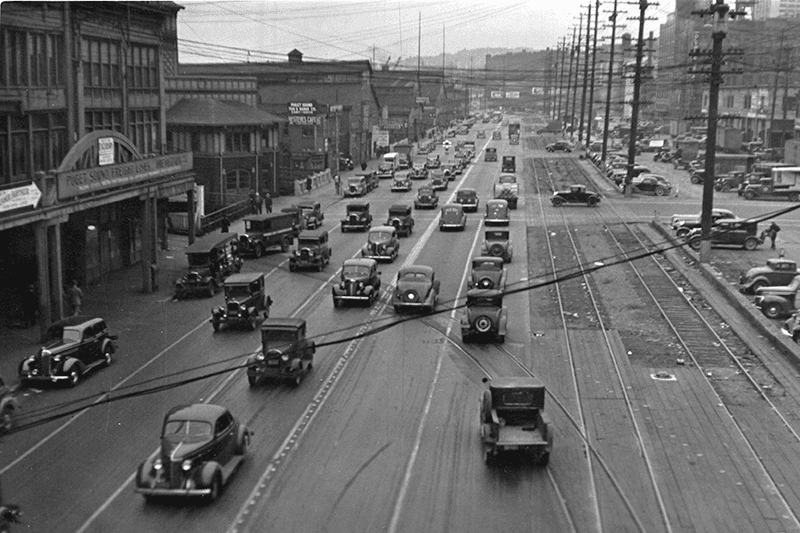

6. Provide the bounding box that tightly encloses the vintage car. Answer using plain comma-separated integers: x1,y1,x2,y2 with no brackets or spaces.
484,148,498,162
630,174,672,196
175,233,243,299
453,157,466,173
340,202,372,232
480,377,552,465
391,172,413,192
484,199,510,226
480,230,513,263
211,273,272,332
783,312,800,343
344,175,369,197
386,204,415,237
493,174,519,210
476,130,486,139
441,161,457,180
461,289,507,343
468,256,507,291
134,404,250,501
430,169,448,191
361,226,400,262
670,208,737,237
754,276,800,318
410,163,428,180
393,265,440,312
546,140,573,152
0,375,19,433
246,318,315,386
19,316,116,388
339,154,354,171
455,188,479,212
550,184,601,207
687,219,762,251
425,154,441,169
375,163,395,180
294,201,324,229
289,230,332,272
239,212,299,258
414,186,439,209
332,258,382,307
492,131,502,140
501,155,516,173
739,258,800,294
439,204,467,231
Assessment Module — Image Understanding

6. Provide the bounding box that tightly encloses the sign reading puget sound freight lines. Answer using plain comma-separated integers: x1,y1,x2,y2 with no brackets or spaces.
58,152,193,200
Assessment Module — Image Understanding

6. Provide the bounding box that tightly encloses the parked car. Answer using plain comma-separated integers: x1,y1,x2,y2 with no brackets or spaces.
289,229,332,272
175,233,243,298
439,204,467,231
461,289,507,343
239,213,298,258
340,202,372,232
739,258,800,294
410,163,428,180
332,258,382,307
480,377,552,465
484,199,510,226
480,230,513,263
19,316,116,388
782,312,800,342
134,404,250,501
386,204,415,237
414,186,439,209
546,141,573,152
344,175,369,197
670,208,737,237
551,184,601,207
468,256,507,291
294,201,324,229
455,188,479,212
391,172,413,192
361,226,400,262
246,318,315,386
631,174,672,196
430,169,448,191
210,273,272,332
484,148,498,162
686,219,762,251
392,265,440,313
339,155,354,171
754,276,800,318
492,131,502,140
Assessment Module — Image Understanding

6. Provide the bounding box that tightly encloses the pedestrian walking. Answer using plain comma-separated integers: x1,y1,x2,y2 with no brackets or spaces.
767,221,781,250
255,191,262,214
220,215,230,233
65,280,83,317
333,174,341,195
306,176,313,193
360,161,367,171
249,189,257,214
264,191,273,213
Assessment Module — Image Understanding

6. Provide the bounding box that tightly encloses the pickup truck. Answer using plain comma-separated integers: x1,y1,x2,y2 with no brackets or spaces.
480,377,552,465
493,174,519,209
670,208,736,237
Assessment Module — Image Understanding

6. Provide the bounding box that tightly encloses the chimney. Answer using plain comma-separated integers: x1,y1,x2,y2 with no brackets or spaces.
288,49,303,63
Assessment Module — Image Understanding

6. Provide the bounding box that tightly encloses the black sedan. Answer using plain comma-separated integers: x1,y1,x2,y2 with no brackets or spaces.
550,184,601,207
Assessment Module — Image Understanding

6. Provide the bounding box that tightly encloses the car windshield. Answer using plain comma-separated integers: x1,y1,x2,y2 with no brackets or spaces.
187,253,210,267
499,176,516,183
379,164,393,171
348,206,366,214
468,295,501,306
473,260,501,271
343,265,370,277
263,329,298,342
298,238,320,247
369,231,393,243
62,327,81,343
225,285,251,299
162,420,213,443
419,188,433,196
458,191,476,199
443,207,461,217
348,178,364,186
389,209,408,216
401,271,430,281
298,205,315,213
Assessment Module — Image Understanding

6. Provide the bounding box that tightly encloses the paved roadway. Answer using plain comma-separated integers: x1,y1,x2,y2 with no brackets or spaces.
6,120,800,533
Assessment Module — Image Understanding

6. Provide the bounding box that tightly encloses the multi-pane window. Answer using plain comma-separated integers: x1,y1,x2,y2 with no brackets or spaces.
225,132,250,153
128,109,160,154
85,110,122,133
1,29,64,87
225,169,251,197
744,94,752,109
126,45,158,89
82,39,120,88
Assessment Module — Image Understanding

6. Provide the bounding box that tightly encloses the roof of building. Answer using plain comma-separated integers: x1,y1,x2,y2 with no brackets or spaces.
167,98,284,126
178,59,372,78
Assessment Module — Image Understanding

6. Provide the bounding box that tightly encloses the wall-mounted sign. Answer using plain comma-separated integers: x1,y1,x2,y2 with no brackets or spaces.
288,115,322,125
98,137,115,166
379,119,407,130
490,91,503,99
531,87,544,95
0,182,41,213
329,104,344,113
376,130,390,147
289,102,317,115
505,91,520,99
415,96,429,104
58,152,193,200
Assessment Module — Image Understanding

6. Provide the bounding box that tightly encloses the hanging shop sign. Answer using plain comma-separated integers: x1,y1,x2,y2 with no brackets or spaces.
0,182,42,213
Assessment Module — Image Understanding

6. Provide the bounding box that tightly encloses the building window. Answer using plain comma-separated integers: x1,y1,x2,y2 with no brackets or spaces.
126,45,158,89
744,94,752,109
85,110,122,134
127,109,160,155
725,95,734,108
225,132,250,153
225,168,251,198
82,38,121,89
1,28,64,87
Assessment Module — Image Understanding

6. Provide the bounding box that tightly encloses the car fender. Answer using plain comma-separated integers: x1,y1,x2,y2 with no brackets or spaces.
136,459,153,486
759,294,793,314
197,461,222,487
0,395,19,414
100,338,115,354
499,308,508,335
63,357,84,375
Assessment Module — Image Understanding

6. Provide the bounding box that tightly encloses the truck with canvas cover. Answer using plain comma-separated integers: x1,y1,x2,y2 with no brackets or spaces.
493,174,519,209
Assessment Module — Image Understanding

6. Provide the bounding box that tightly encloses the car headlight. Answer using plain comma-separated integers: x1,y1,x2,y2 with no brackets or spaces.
358,281,364,289
153,458,163,471
240,304,247,312
182,459,192,471
256,352,265,361
281,354,290,362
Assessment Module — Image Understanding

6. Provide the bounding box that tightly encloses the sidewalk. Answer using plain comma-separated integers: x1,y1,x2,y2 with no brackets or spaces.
0,158,373,387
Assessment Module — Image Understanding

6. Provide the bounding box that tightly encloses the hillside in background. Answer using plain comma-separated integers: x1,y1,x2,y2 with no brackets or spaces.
391,47,535,72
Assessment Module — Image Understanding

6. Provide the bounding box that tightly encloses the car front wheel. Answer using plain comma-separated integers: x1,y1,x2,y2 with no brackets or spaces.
655,187,666,196
763,304,783,319
103,345,113,367
744,237,759,251
552,197,564,207
67,367,81,388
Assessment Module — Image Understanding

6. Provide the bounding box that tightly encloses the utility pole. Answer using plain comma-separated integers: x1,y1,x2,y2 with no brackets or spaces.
586,0,600,147
624,0,648,196
601,0,619,168
691,0,744,262
415,11,421,143
565,27,577,134
571,15,583,140
579,3,592,145
557,36,567,123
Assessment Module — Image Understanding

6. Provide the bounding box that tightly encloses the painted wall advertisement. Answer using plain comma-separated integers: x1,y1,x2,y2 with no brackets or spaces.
288,101,322,125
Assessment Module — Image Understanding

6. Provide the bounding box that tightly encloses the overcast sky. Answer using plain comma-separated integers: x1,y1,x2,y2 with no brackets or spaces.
176,0,673,64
